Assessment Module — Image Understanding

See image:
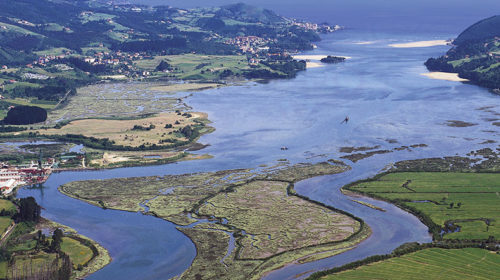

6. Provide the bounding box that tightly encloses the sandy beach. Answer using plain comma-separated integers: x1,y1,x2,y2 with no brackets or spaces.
306,62,325,68
389,40,450,48
421,72,469,82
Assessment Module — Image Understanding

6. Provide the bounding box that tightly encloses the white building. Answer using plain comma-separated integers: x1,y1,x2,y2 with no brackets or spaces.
0,179,17,195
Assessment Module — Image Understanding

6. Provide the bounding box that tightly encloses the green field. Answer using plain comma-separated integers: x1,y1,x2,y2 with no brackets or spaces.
0,199,15,236
34,47,72,56
0,199,16,212
134,54,251,80
0,21,41,36
0,261,6,279
0,217,12,236
321,248,500,280
347,172,500,239
134,53,278,81
2,98,57,110
61,237,94,268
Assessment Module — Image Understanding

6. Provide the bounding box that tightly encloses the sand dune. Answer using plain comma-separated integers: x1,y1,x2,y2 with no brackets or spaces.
389,40,450,48
421,72,469,82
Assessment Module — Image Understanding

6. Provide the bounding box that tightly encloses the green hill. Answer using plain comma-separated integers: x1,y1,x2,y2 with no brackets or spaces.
0,0,320,65
425,15,500,90
216,3,285,24
454,15,500,45
0,0,328,105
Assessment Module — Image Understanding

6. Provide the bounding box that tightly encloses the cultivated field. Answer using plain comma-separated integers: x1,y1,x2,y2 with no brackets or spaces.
322,248,500,280
134,54,254,80
0,199,16,212
347,172,500,239
60,237,94,268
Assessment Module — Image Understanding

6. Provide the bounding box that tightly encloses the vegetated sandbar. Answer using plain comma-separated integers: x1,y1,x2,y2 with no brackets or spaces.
306,61,325,68
421,72,469,82
353,41,375,45
292,54,351,69
60,161,371,279
292,55,352,60
389,40,450,48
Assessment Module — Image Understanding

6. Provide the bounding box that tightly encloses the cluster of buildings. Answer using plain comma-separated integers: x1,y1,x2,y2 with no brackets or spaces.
31,54,70,68
22,48,153,78
487,38,500,60
224,36,274,54
291,21,343,33
83,50,147,66
22,73,49,80
0,160,53,196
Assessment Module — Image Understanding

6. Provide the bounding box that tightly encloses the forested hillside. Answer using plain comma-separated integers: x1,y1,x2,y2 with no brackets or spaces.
425,15,500,90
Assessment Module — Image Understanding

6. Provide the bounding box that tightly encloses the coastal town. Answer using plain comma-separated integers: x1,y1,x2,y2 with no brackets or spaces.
0,6,343,82
0,156,53,196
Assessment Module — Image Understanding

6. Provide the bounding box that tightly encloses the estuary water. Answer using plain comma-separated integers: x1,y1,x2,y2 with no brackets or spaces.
17,17,500,280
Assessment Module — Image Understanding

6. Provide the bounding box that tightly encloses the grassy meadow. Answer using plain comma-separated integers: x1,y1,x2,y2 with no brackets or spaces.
321,248,500,280
347,172,500,239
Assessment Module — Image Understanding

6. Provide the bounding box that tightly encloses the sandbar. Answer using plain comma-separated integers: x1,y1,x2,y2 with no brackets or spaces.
353,41,375,45
389,40,450,48
100,74,128,80
306,62,325,68
421,72,469,82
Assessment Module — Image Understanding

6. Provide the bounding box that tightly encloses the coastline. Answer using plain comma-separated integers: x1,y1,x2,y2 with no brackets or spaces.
58,161,372,279
389,40,450,48
421,72,469,82
40,219,112,279
292,55,352,69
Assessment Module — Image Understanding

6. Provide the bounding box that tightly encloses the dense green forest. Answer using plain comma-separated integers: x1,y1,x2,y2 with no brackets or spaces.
425,15,500,90
2,105,47,125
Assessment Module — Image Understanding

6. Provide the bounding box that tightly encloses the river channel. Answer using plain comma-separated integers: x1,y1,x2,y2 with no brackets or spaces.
17,27,499,279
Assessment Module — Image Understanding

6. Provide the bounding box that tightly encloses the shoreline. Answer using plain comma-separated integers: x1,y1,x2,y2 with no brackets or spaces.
39,219,112,279
389,40,451,48
292,55,352,69
58,162,372,279
421,72,469,82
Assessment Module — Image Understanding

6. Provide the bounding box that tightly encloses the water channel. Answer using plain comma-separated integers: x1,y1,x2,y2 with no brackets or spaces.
17,27,499,279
